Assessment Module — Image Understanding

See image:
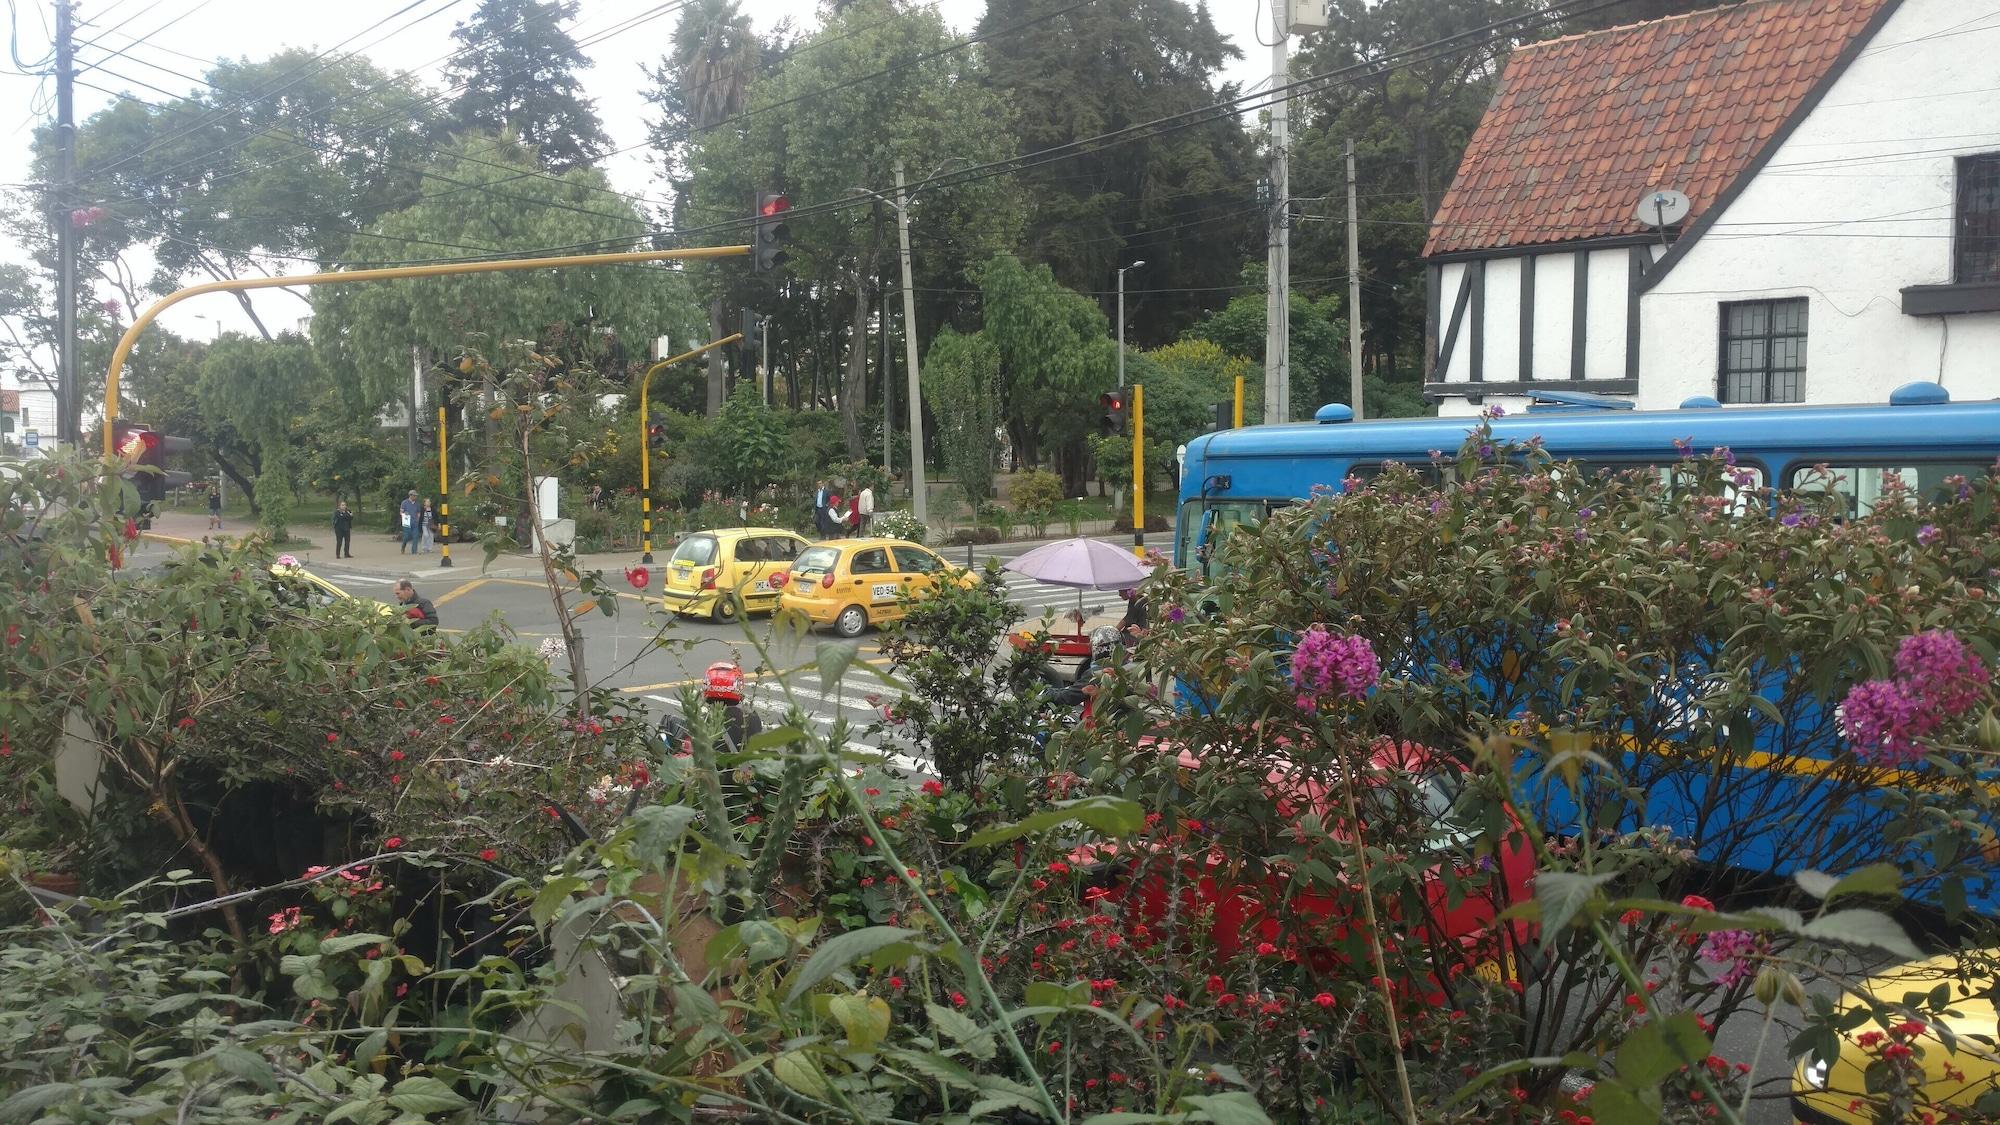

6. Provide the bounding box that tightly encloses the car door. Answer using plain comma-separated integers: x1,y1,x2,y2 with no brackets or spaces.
889,545,947,605
739,535,798,602
846,546,900,621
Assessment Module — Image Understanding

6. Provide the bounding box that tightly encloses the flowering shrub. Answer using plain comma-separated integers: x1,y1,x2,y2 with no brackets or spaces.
871,508,926,543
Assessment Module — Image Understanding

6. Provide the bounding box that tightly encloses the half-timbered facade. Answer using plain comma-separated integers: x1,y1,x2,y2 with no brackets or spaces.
1424,0,2000,416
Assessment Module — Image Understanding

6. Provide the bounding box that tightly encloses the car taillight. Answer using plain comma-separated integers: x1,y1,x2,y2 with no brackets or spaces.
769,570,789,588
701,568,717,590
820,572,835,589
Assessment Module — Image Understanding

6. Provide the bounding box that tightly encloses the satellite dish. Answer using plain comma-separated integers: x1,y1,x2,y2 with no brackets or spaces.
1635,189,1691,228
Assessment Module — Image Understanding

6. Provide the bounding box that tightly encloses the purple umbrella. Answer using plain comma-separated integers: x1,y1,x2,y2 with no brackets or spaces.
1003,537,1151,626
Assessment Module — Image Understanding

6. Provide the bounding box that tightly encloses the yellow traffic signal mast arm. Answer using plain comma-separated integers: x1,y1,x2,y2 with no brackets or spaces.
101,245,751,458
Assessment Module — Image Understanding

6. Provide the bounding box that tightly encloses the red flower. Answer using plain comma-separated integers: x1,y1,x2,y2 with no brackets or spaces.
437,715,456,725
624,566,650,589
384,837,403,849
1047,860,1071,875
1313,992,1336,1008
859,877,874,887
1618,908,1643,926
176,717,195,730
950,991,967,1008
325,732,339,743
887,976,904,989
1680,894,1715,912
1894,1019,1928,1038
389,774,401,785
865,787,881,797
1884,1043,1914,1061
1255,941,1277,956
479,849,497,862
4,625,18,647
123,518,138,541
1858,1031,1885,1048
389,750,404,761
921,779,945,797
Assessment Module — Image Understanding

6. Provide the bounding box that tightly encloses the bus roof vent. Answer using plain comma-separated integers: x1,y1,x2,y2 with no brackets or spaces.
1679,395,1721,409
1889,381,1950,406
1523,388,1635,412
1315,403,1355,424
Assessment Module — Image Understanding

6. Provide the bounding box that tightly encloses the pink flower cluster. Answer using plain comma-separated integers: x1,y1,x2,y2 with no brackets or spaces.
1290,625,1379,712
1697,928,1758,988
1840,630,1991,767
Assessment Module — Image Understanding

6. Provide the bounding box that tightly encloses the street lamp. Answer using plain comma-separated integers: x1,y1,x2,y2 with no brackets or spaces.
1117,260,1147,388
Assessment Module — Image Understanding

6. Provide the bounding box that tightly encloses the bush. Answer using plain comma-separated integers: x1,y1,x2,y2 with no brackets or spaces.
945,526,1001,546
871,509,925,544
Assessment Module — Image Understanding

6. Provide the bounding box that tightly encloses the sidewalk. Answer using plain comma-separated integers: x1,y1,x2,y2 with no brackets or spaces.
142,511,1146,583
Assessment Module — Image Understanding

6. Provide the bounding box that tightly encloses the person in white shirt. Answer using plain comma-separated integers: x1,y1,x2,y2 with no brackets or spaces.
857,485,876,532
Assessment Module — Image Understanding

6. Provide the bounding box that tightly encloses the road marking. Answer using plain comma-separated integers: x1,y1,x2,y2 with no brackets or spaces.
325,573,395,585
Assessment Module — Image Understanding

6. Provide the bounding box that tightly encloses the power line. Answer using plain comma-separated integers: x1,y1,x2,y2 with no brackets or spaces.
71,0,215,76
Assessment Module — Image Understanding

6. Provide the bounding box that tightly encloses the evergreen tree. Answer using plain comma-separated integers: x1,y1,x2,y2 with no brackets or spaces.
444,0,610,173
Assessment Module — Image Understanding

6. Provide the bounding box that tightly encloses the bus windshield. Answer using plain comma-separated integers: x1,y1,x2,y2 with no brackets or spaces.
1178,498,1280,580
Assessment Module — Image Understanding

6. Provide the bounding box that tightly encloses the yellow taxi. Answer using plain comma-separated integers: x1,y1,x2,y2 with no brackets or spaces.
660,528,810,622
267,556,394,619
1793,952,2000,1123
771,537,974,637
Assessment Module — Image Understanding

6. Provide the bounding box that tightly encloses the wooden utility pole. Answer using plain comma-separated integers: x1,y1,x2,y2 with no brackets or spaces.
1346,139,1365,419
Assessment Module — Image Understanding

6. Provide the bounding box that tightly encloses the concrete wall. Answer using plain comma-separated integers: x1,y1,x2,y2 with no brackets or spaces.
1637,0,2000,408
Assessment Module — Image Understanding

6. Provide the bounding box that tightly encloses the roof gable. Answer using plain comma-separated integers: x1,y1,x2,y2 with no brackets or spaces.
1425,0,1894,258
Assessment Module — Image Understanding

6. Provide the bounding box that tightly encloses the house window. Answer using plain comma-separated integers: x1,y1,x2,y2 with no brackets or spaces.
1718,298,1807,404
1956,153,2000,283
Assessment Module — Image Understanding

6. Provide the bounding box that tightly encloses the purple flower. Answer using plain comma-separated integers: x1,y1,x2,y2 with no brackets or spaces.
1476,442,1495,461
1698,929,1759,988
1779,512,1802,528
1165,605,1185,624
1894,630,1991,716
1713,446,1736,467
1577,508,1594,522
1290,626,1379,712
1480,404,1507,420
1917,524,1941,546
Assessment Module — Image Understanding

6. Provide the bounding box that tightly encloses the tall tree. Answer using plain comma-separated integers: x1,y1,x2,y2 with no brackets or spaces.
921,328,1002,505
977,0,1257,343
976,254,1114,497
444,0,610,173
681,0,1018,455
645,0,764,416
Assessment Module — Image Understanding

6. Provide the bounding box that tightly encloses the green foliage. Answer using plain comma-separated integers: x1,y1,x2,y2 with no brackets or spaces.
714,381,788,497
1010,469,1066,537
443,0,610,173
977,254,1116,495
923,328,1002,506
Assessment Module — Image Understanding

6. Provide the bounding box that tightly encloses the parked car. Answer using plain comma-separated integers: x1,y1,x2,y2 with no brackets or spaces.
1071,740,1534,997
266,556,393,620
771,537,975,637
1792,952,2000,1124
660,528,810,622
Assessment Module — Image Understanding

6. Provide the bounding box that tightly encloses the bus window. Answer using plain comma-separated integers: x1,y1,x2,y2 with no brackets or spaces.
1788,461,1992,518
1550,461,1765,514
1177,498,1287,578
1344,461,1449,490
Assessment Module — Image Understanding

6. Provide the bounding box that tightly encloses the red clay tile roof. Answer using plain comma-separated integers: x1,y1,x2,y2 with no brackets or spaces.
1424,0,1893,257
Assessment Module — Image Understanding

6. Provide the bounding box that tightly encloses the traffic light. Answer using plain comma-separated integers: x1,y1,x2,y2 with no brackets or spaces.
752,191,790,273
1098,391,1127,436
111,424,191,503
647,423,666,450
1212,401,1233,432
741,311,763,355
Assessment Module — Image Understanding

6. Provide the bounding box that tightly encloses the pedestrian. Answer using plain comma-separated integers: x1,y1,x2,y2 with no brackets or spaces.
332,501,354,559
846,491,862,534
812,479,831,537
856,482,875,533
426,500,441,550
1117,586,1149,645
419,498,436,554
827,491,845,538
206,485,222,530
588,483,604,510
399,490,421,554
394,579,438,632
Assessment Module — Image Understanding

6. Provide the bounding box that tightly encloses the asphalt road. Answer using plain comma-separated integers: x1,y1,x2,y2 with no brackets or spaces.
304,537,1131,765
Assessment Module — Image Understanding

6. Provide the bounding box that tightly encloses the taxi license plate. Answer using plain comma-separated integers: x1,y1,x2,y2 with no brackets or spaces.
674,567,690,580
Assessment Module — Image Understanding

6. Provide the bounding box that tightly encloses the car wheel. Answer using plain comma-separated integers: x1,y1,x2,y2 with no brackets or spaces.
834,604,869,638
711,593,738,623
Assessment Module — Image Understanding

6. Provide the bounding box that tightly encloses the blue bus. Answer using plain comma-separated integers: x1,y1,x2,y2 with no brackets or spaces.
1172,381,2000,908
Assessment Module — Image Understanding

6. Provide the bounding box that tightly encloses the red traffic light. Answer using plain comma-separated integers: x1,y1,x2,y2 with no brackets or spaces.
113,425,159,462
1099,392,1124,411
758,193,790,218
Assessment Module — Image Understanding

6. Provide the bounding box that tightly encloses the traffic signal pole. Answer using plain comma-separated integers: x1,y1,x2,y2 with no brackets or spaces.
436,406,451,568
1131,384,1145,559
100,245,750,459
639,334,743,563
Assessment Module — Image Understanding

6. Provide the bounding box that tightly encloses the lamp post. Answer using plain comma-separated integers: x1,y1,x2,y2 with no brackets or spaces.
1117,260,1146,388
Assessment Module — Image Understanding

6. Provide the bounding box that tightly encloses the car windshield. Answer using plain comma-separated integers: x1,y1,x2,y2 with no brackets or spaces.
794,546,840,574
671,536,718,565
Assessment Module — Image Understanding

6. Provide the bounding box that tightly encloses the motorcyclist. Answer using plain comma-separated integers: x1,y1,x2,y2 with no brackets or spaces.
658,661,763,752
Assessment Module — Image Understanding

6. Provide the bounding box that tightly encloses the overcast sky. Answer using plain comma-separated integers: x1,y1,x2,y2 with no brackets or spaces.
0,0,1274,341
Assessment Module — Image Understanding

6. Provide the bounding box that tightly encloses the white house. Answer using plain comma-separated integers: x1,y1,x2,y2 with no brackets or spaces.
1,370,59,455
1423,0,2000,417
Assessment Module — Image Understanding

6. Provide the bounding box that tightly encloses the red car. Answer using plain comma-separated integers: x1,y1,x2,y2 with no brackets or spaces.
1069,740,1534,999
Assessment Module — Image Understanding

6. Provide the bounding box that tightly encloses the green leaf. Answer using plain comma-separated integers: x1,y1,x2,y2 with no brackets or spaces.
1823,863,1902,903
530,875,586,928
212,1045,278,1091
1586,1080,1661,1125
884,1047,982,1090
772,1051,832,1099
784,926,916,1001
1799,909,1921,959
1615,1012,1711,1088
965,795,1146,846
816,640,859,691
927,1002,996,1060
1534,871,1616,942
318,932,391,955
1179,1092,1273,1125
385,1075,470,1114
1445,1054,1600,1106
745,726,809,753
1080,1115,1183,1125
354,1028,389,1068
628,804,700,864
829,991,892,1051
0,1082,79,1122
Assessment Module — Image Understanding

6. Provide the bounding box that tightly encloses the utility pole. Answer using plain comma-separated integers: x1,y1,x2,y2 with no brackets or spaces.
409,347,423,459
1346,139,1365,420
892,162,927,527
1264,4,1290,426
54,0,77,447
882,300,894,477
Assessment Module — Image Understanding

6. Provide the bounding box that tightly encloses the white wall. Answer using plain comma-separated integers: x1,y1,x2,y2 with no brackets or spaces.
1437,261,1472,384
1481,257,1522,380
1638,0,2000,408
1531,252,1575,380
